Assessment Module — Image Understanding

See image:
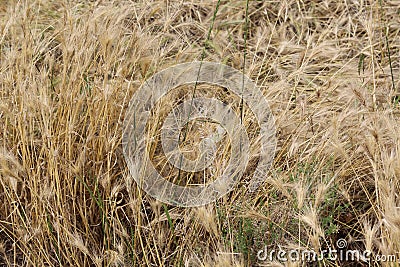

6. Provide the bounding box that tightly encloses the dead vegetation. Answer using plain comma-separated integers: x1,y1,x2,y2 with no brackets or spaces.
0,0,399,266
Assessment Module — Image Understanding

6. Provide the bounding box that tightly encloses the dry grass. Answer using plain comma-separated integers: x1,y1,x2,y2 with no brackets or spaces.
0,0,399,266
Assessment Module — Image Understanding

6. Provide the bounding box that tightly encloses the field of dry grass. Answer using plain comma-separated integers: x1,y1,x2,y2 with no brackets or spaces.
0,0,399,266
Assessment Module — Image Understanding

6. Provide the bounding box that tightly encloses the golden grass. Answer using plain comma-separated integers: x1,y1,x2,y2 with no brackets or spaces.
0,0,399,266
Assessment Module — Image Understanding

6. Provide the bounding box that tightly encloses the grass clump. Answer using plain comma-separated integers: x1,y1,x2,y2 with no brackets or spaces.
0,0,399,266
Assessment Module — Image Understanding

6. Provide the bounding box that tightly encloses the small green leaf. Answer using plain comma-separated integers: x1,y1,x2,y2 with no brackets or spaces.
358,53,366,76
